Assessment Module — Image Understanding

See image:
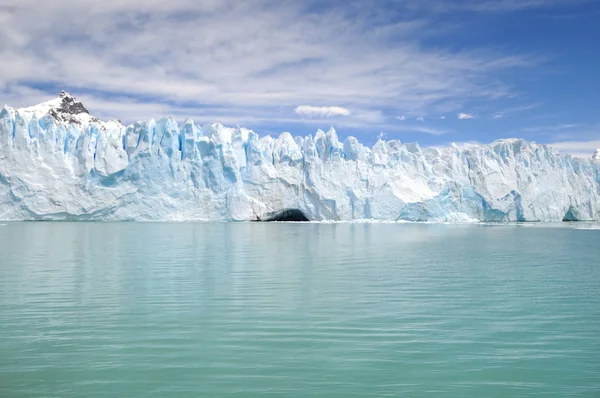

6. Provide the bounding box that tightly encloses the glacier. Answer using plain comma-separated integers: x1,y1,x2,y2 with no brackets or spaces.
1,92,599,222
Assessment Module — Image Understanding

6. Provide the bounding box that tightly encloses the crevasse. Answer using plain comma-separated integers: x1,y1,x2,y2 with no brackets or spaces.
0,95,599,222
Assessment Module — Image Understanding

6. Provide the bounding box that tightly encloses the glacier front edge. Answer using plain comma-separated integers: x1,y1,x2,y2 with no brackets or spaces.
1,108,599,222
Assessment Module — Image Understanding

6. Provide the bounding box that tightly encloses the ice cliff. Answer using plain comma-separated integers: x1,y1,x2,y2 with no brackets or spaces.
1,92,599,222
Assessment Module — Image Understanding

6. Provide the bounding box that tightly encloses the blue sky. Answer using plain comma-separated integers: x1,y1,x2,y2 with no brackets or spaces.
1,0,599,156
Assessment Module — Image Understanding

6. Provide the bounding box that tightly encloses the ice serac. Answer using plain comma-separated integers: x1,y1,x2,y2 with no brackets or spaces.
1,92,600,221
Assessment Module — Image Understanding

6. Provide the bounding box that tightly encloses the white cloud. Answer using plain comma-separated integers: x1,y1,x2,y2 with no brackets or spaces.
0,0,539,130
440,116,446,119
492,114,504,119
396,115,406,121
546,140,600,158
294,105,350,118
416,117,425,122
458,113,475,120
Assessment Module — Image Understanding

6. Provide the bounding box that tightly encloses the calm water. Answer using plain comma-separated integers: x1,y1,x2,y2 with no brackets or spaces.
0,222,599,397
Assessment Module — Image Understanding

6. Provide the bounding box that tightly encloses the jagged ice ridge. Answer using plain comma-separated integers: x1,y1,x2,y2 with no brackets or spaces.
1,92,599,222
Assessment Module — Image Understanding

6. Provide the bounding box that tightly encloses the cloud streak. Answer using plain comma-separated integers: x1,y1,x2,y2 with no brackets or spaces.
521,123,580,133
458,113,475,120
295,105,350,118
416,0,593,13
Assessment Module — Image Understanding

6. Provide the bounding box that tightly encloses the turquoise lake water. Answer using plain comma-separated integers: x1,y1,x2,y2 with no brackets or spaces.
0,222,599,397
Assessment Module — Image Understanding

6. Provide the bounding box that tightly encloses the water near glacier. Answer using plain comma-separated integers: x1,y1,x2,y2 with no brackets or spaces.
2,92,600,222
1,222,599,397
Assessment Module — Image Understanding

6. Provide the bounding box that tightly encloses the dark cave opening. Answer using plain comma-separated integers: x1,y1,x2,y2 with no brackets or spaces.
258,209,310,222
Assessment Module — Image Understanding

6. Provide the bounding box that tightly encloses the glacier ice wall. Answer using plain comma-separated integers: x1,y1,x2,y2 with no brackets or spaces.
0,107,599,222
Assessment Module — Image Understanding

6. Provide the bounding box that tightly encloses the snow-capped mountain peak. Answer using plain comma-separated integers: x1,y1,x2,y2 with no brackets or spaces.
10,91,102,127
593,149,600,162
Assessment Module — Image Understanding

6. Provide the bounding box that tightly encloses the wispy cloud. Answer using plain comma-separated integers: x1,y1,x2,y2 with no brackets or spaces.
521,123,580,133
399,125,450,136
485,102,542,119
0,0,540,130
419,0,593,13
416,117,425,122
498,102,542,114
458,113,475,120
396,115,406,121
295,105,350,118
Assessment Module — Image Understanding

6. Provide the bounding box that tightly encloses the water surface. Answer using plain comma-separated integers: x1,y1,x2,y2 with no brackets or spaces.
1,222,599,397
